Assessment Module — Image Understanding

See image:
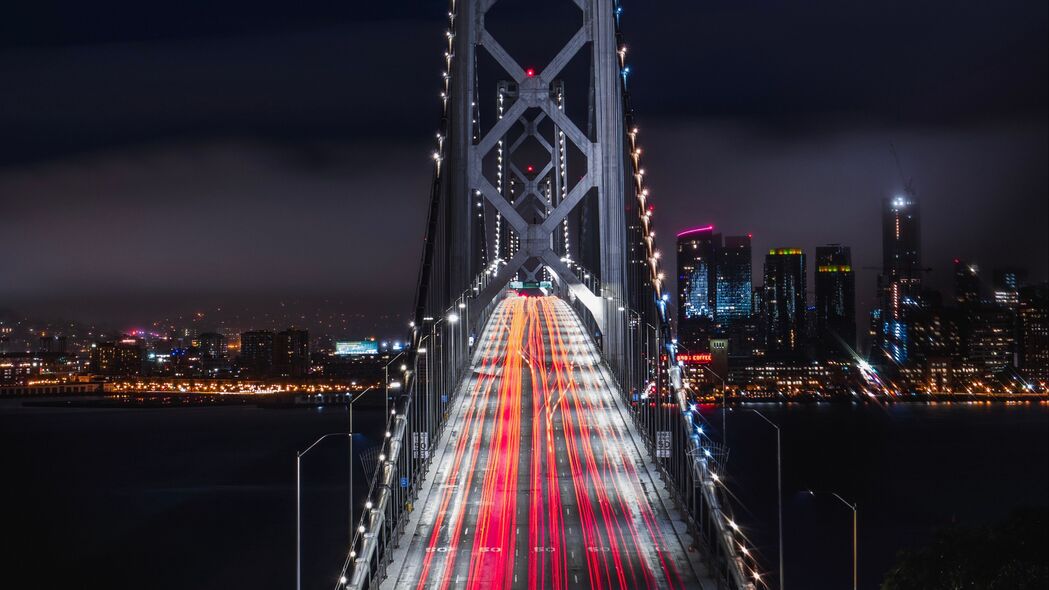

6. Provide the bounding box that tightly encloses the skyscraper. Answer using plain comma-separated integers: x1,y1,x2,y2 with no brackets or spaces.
764,248,807,354
198,332,229,376
715,235,753,326
197,332,228,361
966,305,1017,373
875,194,922,365
275,328,310,377
993,268,1028,309
240,330,274,376
1018,284,1048,386
882,195,921,283
90,337,143,376
815,245,856,355
953,259,981,306
677,225,719,348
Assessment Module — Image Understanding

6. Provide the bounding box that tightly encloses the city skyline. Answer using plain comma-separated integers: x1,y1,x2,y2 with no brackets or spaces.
2,1,1046,327
1,4,1046,590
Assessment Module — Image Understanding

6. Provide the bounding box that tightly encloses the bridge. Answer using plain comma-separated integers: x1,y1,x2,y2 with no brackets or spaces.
334,1,763,588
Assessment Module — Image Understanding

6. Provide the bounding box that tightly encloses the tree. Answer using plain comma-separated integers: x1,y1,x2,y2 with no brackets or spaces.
882,508,1048,590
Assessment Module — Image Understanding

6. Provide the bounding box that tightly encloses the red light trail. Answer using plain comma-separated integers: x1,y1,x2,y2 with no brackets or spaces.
397,296,698,589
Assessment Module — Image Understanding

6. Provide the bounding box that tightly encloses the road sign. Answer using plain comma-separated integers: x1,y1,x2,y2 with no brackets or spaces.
412,432,430,459
656,431,671,458
400,476,409,489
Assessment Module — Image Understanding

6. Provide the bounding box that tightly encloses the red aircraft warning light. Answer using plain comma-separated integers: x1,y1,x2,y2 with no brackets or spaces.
526,165,535,173
525,68,536,77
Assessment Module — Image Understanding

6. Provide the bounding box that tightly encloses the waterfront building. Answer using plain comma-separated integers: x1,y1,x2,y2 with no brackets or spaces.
90,337,144,377
197,333,227,360
874,194,922,365
239,330,275,376
965,305,1017,374
38,335,68,355
275,328,310,377
815,245,857,356
1019,284,1048,387
993,268,1027,310
763,248,807,354
676,225,720,350
0,352,75,384
954,259,981,306
726,357,849,397
715,235,753,326
197,332,229,376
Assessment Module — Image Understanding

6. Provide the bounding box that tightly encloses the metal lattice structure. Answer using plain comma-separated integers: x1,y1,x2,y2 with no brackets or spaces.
336,2,763,589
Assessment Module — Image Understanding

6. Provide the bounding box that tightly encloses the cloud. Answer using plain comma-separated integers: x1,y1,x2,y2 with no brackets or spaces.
645,115,1049,325
0,138,432,305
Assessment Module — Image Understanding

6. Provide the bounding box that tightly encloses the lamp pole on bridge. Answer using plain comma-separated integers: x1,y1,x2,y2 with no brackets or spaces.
750,409,784,590
347,386,374,550
383,351,406,418
296,432,352,590
431,312,459,420
701,364,728,445
419,311,459,459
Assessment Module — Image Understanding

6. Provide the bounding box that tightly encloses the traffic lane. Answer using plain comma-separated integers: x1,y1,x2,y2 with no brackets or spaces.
546,298,691,589
406,300,513,588
426,296,526,589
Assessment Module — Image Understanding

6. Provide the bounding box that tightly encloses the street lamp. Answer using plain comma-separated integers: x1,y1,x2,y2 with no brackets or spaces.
751,409,784,590
383,351,406,417
807,490,858,590
347,386,374,549
296,432,352,590
457,299,469,351
431,311,459,405
699,364,728,444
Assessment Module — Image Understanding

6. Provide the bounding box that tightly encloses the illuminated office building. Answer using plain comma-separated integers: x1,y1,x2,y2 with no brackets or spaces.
677,225,720,348
764,248,807,354
715,235,753,326
954,259,981,306
815,245,856,355
875,194,922,365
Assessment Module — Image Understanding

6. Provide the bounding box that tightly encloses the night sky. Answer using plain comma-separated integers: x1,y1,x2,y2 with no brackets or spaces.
2,1,1046,332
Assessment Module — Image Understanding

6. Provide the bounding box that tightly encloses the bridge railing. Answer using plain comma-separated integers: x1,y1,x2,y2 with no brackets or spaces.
335,270,500,590
551,255,762,589
593,300,762,590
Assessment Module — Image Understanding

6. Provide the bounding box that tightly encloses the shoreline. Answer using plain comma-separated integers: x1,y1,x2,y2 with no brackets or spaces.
7,390,1046,410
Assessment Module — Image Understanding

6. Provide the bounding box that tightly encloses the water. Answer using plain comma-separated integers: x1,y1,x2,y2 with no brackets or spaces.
0,399,1045,589
0,399,386,590
707,402,1049,590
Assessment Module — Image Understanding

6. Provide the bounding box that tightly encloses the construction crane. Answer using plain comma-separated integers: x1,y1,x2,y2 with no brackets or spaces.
890,142,916,198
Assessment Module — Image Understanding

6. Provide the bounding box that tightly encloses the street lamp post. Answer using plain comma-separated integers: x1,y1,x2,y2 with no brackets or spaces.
383,351,406,417
426,311,459,448
751,409,784,590
296,432,352,590
346,386,374,543
808,490,858,590
699,364,727,444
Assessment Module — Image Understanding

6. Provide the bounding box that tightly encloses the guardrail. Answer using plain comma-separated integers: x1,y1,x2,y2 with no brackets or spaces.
552,258,760,588
597,324,760,590
335,272,498,590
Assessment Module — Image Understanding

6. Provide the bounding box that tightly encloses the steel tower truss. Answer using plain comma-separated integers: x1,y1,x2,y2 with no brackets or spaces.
449,0,631,370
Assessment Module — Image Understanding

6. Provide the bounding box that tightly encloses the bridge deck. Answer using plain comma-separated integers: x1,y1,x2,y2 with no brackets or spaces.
384,296,708,589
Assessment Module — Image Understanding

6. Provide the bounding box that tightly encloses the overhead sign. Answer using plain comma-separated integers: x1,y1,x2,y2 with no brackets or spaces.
412,432,430,459
510,280,554,290
334,340,379,356
656,431,672,458
677,353,712,364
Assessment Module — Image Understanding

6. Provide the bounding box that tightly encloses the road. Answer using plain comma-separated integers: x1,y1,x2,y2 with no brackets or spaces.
385,295,706,590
